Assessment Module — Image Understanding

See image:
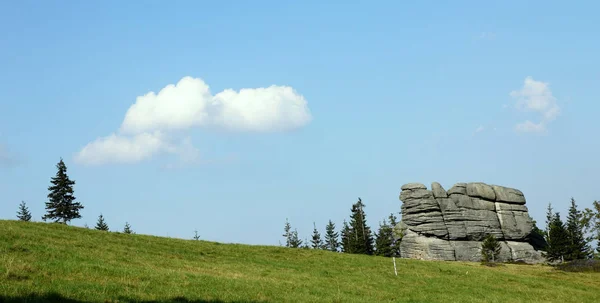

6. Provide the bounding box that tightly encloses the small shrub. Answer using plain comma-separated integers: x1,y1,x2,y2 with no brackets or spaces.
555,259,600,272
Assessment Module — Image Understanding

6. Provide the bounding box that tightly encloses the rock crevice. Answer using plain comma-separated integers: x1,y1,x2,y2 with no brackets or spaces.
398,182,544,263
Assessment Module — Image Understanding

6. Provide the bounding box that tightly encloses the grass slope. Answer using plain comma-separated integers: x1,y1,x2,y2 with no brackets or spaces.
1,220,599,303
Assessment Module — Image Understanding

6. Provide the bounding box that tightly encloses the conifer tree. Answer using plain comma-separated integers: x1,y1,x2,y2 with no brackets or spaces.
481,234,501,263
42,158,83,224
193,230,201,240
340,220,351,253
16,201,32,222
324,220,339,252
545,203,554,239
565,198,590,260
288,228,302,248
123,222,133,234
283,219,292,247
375,219,393,257
545,212,570,262
311,222,324,249
388,213,401,256
95,214,109,231
346,198,375,255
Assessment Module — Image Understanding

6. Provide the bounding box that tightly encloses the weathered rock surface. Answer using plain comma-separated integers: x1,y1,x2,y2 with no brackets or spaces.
398,182,544,263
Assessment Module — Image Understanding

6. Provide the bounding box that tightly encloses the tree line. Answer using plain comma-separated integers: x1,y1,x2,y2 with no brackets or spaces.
542,199,600,262
281,198,402,257
14,158,134,234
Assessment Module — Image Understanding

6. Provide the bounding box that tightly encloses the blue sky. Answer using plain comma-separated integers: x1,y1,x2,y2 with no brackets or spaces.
1,1,599,245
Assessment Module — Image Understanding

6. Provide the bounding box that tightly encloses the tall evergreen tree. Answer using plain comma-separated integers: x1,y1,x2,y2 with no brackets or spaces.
95,214,109,231
565,198,590,260
340,220,351,253
388,213,401,256
16,201,32,222
283,218,292,247
545,203,554,239
42,158,83,224
545,212,570,262
123,222,133,234
375,219,393,257
324,220,340,252
310,222,324,249
346,198,375,255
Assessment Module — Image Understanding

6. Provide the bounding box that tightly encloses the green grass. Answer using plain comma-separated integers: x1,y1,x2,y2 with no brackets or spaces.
1,220,599,303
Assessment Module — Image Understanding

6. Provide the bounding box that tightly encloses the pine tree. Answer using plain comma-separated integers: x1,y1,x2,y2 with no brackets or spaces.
324,220,339,252
16,201,32,221
123,222,133,234
545,212,570,262
193,230,200,240
346,198,375,255
340,220,351,253
481,234,501,263
42,158,84,224
311,222,324,249
565,198,590,260
545,203,554,239
388,213,401,256
95,214,109,231
375,219,393,257
283,219,292,247
288,228,302,248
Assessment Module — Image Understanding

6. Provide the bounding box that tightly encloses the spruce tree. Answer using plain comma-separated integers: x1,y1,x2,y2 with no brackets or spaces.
123,222,133,234
545,212,570,262
340,220,351,253
288,228,302,248
16,201,32,221
95,214,109,231
375,219,393,257
193,230,201,240
481,234,501,263
283,219,292,247
347,198,375,255
388,213,401,256
565,198,590,260
42,158,84,224
310,222,324,249
324,220,339,252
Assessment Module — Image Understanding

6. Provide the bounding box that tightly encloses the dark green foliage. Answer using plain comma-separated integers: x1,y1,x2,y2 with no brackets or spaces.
388,213,401,256
95,214,109,231
375,219,393,257
324,220,339,252
527,215,547,251
545,212,570,262
289,229,303,248
16,201,32,222
282,219,292,247
565,198,590,260
344,198,374,255
481,234,501,263
123,222,133,234
340,220,351,253
310,223,324,249
42,158,83,224
193,230,200,240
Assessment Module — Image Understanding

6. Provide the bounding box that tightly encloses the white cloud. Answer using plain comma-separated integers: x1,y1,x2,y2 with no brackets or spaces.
515,120,546,133
510,77,560,133
74,132,172,165
120,76,311,134
475,126,485,133
75,77,312,165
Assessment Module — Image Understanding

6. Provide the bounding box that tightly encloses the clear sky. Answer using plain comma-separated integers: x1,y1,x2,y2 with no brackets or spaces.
1,1,599,245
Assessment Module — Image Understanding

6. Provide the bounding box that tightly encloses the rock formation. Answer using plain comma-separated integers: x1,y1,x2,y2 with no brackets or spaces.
398,182,545,263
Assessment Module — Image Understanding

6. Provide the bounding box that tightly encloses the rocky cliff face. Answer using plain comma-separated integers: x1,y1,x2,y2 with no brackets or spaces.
398,182,544,263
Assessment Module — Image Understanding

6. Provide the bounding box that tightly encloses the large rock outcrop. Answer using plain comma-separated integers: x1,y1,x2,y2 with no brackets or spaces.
398,182,544,263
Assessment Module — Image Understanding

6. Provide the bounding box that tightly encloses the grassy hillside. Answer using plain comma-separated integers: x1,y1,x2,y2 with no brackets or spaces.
1,220,599,303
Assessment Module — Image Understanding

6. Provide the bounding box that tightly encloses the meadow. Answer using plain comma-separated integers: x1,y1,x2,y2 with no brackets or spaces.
1,220,599,303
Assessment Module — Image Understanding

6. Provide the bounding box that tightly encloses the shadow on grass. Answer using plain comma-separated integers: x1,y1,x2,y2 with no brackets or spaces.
0,293,265,303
